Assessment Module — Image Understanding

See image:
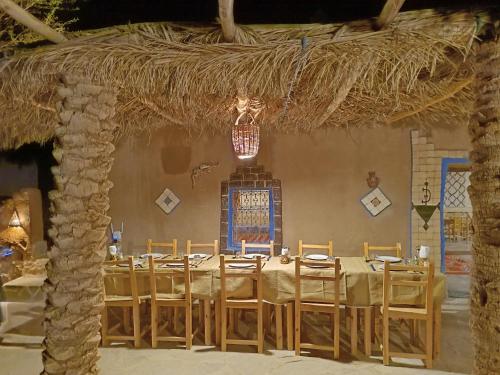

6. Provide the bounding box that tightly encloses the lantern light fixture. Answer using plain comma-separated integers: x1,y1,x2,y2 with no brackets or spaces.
231,90,264,160
9,210,21,227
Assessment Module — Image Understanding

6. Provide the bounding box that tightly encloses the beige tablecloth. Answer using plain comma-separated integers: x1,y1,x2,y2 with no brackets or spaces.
104,256,446,307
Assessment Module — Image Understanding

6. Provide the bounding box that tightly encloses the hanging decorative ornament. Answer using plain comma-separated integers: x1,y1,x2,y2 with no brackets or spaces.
8,210,21,227
231,88,264,160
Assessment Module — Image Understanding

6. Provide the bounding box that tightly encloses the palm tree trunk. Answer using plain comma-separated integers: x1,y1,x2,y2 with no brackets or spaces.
468,38,500,374
42,75,117,374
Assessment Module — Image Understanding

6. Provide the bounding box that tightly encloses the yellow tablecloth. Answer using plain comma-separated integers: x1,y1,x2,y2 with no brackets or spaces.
104,256,446,307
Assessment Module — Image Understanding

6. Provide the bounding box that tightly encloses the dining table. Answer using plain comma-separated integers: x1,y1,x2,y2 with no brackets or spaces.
104,255,445,356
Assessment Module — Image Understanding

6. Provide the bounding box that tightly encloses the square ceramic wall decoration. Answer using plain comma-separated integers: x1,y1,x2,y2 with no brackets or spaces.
155,188,180,214
361,187,391,216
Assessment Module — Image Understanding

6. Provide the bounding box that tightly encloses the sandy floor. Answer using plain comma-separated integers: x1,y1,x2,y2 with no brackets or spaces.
0,298,472,375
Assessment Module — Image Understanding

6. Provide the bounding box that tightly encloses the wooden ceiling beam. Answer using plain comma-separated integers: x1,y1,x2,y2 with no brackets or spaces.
376,0,406,29
0,0,67,43
218,0,236,42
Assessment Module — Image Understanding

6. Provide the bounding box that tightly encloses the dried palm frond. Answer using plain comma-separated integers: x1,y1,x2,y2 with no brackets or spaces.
0,9,486,150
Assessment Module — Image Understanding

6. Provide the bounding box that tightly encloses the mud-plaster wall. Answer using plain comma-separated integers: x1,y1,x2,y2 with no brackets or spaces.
109,126,428,256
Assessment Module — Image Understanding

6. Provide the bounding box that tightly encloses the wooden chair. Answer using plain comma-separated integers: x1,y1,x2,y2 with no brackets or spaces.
294,256,341,359
186,239,219,255
240,240,292,349
241,240,274,256
363,242,402,259
102,256,148,348
351,242,401,356
148,255,193,349
220,255,264,353
381,261,435,368
298,240,333,257
297,238,336,352
186,240,219,345
147,238,178,257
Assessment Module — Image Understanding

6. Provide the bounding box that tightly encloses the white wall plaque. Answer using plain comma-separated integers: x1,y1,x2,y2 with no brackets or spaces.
155,188,180,214
360,187,391,217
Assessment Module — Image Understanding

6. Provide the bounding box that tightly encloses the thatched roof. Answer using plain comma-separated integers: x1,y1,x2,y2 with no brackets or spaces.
0,9,489,150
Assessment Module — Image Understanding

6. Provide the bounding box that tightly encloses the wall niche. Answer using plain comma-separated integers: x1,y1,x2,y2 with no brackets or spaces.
220,165,282,254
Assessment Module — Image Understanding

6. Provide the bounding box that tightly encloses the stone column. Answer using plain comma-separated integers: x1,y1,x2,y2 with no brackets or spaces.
468,38,500,374
42,75,118,374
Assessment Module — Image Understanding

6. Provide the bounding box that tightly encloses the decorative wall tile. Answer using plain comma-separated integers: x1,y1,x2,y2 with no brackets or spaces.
155,188,180,214
361,187,392,217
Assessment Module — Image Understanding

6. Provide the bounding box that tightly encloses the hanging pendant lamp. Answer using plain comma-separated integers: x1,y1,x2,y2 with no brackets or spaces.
232,112,259,160
231,93,263,160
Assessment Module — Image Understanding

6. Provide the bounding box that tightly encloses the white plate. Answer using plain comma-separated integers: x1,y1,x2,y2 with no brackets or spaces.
305,254,329,261
188,253,208,260
375,255,401,263
305,264,330,269
161,263,184,268
139,253,163,259
243,254,267,259
228,263,255,269
118,260,142,267
378,264,406,271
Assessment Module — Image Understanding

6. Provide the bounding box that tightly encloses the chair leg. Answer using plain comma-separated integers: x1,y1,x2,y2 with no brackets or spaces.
382,315,390,365
198,301,203,328
151,305,158,348
167,306,173,330
186,302,192,350
275,304,283,350
123,307,131,334
286,303,293,351
234,309,239,333
434,306,441,359
132,305,141,348
374,308,381,349
215,299,221,346
334,309,340,360
410,319,418,345
364,307,372,356
221,303,227,352
294,304,301,356
101,306,109,347
263,303,270,333
257,303,264,354
426,318,433,369
228,308,235,334
173,307,179,334
350,307,358,355
204,299,211,346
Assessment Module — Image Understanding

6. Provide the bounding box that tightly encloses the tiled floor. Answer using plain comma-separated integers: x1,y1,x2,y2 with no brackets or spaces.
0,299,472,375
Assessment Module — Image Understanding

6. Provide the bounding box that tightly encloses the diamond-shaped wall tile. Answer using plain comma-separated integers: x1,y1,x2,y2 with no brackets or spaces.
361,187,391,217
155,188,180,214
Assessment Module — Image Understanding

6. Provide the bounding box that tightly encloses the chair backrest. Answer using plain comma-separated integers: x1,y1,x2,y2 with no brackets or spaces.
294,256,340,306
241,240,274,256
298,240,333,257
382,261,434,314
103,256,139,302
363,242,401,258
219,255,262,302
148,255,191,301
147,238,178,257
186,240,219,255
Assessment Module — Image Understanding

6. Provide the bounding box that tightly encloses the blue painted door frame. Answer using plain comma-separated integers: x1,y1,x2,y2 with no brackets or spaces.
439,157,469,273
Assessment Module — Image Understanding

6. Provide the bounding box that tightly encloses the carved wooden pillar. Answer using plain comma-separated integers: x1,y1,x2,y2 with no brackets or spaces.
468,38,500,374
42,75,117,374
